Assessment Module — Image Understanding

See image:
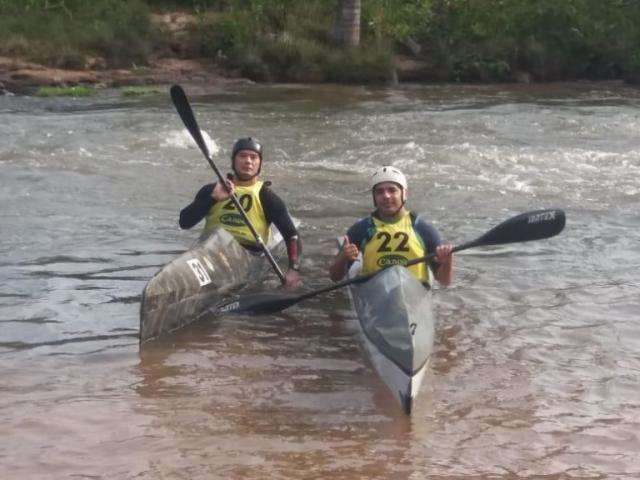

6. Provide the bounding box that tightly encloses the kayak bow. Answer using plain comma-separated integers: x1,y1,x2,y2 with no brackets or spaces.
348,264,434,414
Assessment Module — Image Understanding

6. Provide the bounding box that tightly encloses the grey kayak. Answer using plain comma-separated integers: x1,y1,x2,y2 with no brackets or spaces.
139,226,286,344
348,265,434,414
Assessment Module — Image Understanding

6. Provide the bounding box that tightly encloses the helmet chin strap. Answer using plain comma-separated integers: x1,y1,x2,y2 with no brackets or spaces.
397,188,407,214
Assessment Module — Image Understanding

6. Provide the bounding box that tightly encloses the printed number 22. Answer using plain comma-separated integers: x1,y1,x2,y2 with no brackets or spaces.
376,232,410,252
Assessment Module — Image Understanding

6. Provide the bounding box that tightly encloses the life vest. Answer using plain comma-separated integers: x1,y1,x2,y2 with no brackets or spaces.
204,180,270,246
361,211,431,284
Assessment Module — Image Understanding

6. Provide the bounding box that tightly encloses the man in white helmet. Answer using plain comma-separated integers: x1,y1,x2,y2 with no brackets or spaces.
329,166,453,286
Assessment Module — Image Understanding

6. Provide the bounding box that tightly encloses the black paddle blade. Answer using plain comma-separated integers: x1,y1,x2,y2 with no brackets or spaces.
170,84,211,158
213,292,302,315
458,208,566,250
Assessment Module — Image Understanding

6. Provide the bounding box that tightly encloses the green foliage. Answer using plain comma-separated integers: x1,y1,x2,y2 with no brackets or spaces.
194,0,639,83
35,85,95,97
259,35,322,80
79,1,156,67
139,0,224,9
225,36,329,83
197,11,254,56
1,0,639,83
361,0,432,43
423,0,640,81
120,85,163,96
630,52,640,71
323,46,396,84
196,1,342,82
0,0,157,68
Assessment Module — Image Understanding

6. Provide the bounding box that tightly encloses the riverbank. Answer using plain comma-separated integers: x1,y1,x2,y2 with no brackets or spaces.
3,54,639,97
0,11,253,96
2,4,639,96
0,53,445,96
0,54,255,96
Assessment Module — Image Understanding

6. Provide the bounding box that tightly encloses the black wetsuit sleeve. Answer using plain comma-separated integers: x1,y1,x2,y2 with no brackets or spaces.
179,184,216,229
413,217,443,273
260,186,301,268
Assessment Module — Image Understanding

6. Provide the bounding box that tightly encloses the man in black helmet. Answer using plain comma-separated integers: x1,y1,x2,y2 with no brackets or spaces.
179,137,302,288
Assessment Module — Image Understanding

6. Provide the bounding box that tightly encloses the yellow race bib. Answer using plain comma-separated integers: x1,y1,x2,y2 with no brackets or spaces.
361,212,431,283
204,181,270,246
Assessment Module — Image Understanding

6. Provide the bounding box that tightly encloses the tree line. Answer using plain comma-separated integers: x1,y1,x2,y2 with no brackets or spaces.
1,0,639,83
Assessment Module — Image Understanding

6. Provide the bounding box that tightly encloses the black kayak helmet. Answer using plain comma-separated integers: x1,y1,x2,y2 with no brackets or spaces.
231,137,263,176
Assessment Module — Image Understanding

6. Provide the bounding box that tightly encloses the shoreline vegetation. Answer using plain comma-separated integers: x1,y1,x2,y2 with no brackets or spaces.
1,0,640,96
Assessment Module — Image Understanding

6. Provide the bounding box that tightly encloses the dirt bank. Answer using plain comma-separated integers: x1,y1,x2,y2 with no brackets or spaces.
0,54,256,95
0,13,254,95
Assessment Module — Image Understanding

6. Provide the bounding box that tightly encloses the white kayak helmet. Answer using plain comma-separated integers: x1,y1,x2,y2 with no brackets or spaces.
370,165,408,208
370,165,408,191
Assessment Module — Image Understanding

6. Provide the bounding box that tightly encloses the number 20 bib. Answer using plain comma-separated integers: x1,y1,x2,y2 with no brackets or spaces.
204,181,270,247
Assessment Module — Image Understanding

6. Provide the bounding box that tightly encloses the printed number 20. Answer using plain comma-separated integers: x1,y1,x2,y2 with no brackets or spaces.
223,194,252,212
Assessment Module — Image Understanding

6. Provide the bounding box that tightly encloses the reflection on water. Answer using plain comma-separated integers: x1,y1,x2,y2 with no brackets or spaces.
132,311,419,479
1,82,639,478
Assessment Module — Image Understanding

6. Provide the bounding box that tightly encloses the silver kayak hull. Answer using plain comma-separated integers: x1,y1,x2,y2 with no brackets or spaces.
348,265,434,414
139,227,284,344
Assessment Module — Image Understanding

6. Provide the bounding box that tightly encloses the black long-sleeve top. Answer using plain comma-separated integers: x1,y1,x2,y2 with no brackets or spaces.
179,182,301,269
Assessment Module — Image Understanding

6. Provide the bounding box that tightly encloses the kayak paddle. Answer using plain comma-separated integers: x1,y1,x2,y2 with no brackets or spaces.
211,208,566,315
170,84,287,284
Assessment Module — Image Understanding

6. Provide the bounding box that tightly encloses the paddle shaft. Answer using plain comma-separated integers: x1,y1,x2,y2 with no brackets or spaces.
170,85,286,284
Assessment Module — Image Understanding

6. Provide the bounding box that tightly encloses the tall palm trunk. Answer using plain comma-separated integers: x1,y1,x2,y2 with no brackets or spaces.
336,0,361,47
